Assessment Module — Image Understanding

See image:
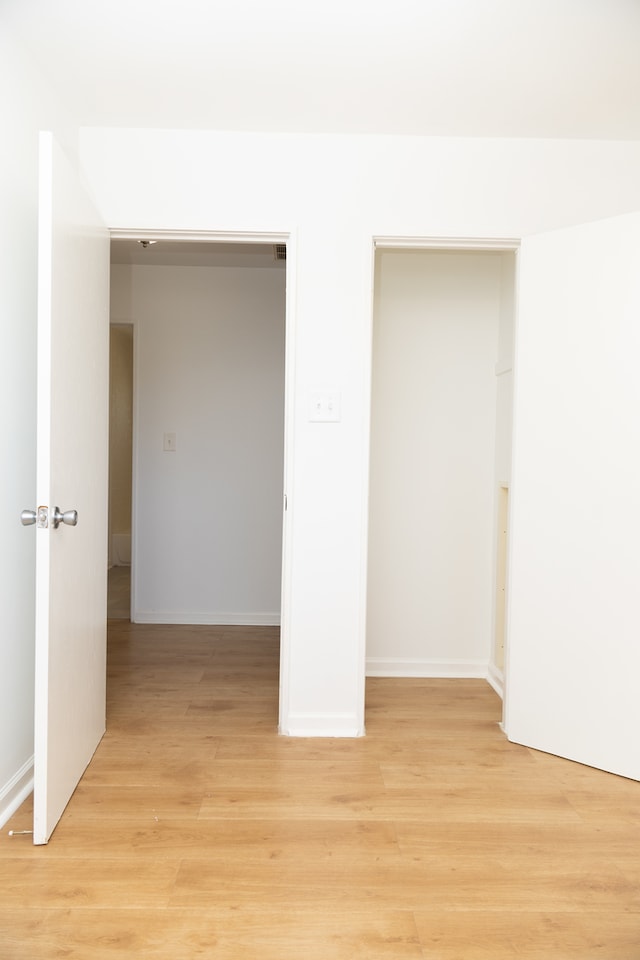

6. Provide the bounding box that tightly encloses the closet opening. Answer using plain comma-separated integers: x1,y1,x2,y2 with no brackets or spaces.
366,242,517,721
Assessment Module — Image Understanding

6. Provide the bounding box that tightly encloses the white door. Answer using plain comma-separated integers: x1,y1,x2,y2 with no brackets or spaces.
32,132,110,843
505,211,640,780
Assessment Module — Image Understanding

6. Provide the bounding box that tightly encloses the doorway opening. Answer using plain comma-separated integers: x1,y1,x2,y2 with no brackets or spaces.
107,236,290,694
365,242,516,718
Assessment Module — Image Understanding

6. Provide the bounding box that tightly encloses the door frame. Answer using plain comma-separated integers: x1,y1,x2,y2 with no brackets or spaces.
109,227,296,730
361,234,520,722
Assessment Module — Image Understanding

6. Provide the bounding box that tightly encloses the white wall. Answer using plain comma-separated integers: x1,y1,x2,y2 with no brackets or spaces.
108,324,133,565
111,263,286,624
367,249,504,677
0,29,78,824
494,257,515,486
1,105,640,782
79,128,640,737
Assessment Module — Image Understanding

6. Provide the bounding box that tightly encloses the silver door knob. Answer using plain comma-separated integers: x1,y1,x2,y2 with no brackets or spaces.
21,509,37,526
52,507,78,528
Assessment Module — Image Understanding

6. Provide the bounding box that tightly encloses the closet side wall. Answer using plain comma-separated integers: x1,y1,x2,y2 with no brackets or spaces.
108,324,133,566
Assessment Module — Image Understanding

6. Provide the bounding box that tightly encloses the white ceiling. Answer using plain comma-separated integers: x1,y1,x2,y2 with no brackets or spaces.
4,0,640,140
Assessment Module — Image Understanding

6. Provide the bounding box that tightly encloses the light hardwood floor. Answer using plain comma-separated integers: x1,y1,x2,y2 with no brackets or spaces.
1,622,639,959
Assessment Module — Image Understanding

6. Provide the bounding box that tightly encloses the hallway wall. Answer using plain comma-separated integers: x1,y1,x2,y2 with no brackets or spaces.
111,262,286,624
108,324,133,566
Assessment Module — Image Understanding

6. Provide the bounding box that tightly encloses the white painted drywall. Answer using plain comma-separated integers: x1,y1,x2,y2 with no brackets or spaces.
489,253,516,693
3,110,640,765
108,325,133,566
111,263,286,623
367,249,504,676
4,11,640,825
494,257,515,485
0,30,78,824
79,129,640,737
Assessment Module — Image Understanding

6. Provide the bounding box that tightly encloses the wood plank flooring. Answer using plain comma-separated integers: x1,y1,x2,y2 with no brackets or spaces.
1,621,639,959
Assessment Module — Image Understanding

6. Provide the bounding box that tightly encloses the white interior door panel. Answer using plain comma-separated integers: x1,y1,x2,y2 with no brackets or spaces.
33,132,110,843
506,211,640,780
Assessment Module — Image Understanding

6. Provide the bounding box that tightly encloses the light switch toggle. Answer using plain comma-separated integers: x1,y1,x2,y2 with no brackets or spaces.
163,432,176,452
309,391,341,422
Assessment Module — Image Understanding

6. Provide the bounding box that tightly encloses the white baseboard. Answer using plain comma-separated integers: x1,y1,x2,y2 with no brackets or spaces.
280,713,365,737
487,663,505,700
366,657,489,678
133,610,280,626
0,757,34,829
